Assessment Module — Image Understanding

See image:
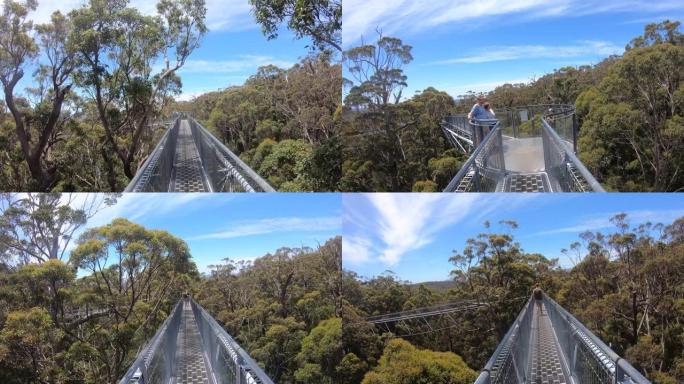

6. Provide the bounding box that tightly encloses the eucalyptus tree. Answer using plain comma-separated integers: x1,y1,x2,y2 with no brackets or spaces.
250,0,342,52
0,193,118,265
70,0,207,182
0,1,77,191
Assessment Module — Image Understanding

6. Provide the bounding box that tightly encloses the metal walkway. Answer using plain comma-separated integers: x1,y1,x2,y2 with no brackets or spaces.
475,293,650,384
175,300,212,384
529,302,568,384
119,297,273,384
441,105,605,192
171,120,210,192
362,293,650,384
125,114,275,192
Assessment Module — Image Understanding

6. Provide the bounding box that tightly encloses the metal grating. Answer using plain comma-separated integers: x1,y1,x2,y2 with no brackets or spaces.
175,300,212,384
505,173,551,192
171,121,209,192
529,303,569,384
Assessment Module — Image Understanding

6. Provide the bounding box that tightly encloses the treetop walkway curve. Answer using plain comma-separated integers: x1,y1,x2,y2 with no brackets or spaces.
119,296,273,384
125,113,275,192
441,105,605,192
364,292,650,384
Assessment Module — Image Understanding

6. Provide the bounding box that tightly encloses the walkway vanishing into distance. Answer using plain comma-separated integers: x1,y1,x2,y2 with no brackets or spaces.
441,105,605,192
119,297,273,384
125,114,274,192
365,293,650,384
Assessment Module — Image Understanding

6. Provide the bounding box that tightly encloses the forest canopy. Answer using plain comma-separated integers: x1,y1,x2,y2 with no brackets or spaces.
0,193,343,383
341,21,684,192
342,215,684,383
0,0,342,192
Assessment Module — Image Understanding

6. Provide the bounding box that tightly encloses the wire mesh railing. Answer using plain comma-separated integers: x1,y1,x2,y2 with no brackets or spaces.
125,116,181,192
544,294,650,384
118,301,183,384
442,104,603,192
444,120,506,192
119,297,274,384
124,114,274,192
190,298,274,384
474,297,534,384
475,294,650,384
188,117,275,192
542,118,605,192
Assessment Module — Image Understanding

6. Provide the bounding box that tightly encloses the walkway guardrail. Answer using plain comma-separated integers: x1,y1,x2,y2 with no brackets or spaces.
442,104,603,192
125,114,274,192
125,116,181,192
119,298,274,384
542,118,605,192
119,301,183,384
544,294,650,384
191,299,274,384
475,294,650,384
188,118,275,192
444,120,506,192
474,297,534,384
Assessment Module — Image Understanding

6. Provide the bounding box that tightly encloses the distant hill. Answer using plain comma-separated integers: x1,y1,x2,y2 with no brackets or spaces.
410,280,457,291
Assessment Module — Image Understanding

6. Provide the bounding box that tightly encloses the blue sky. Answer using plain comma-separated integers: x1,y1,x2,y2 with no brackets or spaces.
343,0,684,99
64,193,340,273
22,0,313,101
343,193,684,283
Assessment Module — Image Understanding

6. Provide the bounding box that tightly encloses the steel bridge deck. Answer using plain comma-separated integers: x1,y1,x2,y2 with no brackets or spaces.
170,120,210,192
529,302,570,384
174,300,214,384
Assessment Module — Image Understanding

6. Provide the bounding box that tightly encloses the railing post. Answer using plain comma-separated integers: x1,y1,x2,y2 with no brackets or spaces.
572,112,578,154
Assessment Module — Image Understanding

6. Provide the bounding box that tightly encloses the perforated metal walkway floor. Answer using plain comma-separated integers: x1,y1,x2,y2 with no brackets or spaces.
170,120,209,192
529,303,569,384
174,301,213,384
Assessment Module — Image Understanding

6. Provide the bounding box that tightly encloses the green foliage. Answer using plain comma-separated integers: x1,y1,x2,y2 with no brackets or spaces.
181,54,342,191
361,338,477,384
250,0,341,52
295,317,342,383
195,237,342,383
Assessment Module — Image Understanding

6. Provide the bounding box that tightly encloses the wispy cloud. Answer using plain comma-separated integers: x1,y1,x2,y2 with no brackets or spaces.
343,194,536,266
342,0,683,46
29,0,256,32
188,217,340,240
532,208,684,236
175,56,295,74
431,41,622,65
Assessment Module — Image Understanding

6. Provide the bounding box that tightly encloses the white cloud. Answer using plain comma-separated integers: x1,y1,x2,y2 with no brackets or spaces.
342,0,683,46
175,56,295,74
343,194,536,266
432,41,623,64
343,235,374,264
533,209,684,236
28,0,255,32
188,217,341,240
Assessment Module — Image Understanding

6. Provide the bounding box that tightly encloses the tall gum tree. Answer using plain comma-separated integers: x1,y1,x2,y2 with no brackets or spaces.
70,0,207,183
0,1,77,191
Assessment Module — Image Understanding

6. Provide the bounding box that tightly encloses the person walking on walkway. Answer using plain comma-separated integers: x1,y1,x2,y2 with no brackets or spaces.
533,285,543,310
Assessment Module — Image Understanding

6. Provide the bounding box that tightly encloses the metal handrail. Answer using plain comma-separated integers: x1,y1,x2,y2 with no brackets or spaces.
541,118,605,192
118,301,183,384
188,117,275,192
191,298,274,384
444,121,506,192
366,300,484,324
474,296,534,384
118,298,274,384
544,294,650,384
124,116,181,192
